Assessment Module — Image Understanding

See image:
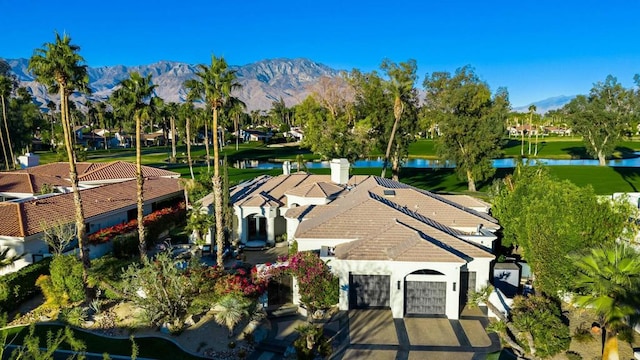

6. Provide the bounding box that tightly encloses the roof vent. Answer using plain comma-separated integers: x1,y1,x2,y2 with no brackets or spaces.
383,189,396,197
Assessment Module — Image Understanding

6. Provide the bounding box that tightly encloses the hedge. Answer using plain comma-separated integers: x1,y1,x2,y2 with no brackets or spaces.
0,257,52,313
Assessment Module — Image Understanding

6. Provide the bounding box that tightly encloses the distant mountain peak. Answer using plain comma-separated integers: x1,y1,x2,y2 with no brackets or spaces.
3,57,339,111
513,95,576,114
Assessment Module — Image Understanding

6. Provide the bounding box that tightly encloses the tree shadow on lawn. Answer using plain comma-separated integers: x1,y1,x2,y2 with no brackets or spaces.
612,167,640,192
561,146,590,159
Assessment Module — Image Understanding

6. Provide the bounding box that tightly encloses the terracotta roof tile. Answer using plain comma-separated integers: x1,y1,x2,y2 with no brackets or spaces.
0,203,23,237
0,177,183,237
0,173,35,194
78,161,179,182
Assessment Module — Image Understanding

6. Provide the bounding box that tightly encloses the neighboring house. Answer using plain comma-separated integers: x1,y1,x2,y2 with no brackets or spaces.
230,159,500,320
285,127,304,142
0,161,180,200
0,162,183,274
509,124,540,136
543,126,572,136
242,129,273,142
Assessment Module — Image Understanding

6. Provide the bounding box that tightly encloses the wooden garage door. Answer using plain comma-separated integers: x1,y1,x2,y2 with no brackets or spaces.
405,281,446,315
349,274,390,309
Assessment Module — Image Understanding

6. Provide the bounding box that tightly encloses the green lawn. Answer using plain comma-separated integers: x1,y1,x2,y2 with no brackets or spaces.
33,139,640,195
2,324,206,359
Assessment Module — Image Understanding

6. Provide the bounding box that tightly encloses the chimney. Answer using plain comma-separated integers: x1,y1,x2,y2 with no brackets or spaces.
330,158,350,185
283,161,291,175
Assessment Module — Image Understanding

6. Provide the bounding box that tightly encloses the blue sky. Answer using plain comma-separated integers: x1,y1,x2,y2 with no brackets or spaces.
2,0,639,107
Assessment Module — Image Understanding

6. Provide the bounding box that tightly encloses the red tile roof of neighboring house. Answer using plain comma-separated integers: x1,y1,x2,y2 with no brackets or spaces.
0,162,180,194
0,177,183,238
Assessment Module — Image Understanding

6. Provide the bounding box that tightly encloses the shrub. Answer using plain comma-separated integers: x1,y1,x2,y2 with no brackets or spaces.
0,257,51,313
572,324,594,343
36,274,66,308
58,306,88,327
293,324,332,360
50,255,84,303
113,234,139,259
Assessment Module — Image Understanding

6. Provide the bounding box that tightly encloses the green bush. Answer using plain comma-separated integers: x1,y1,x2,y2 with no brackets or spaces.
58,306,87,327
0,257,51,313
564,351,582,360
113,234,139,259
50,255,84,303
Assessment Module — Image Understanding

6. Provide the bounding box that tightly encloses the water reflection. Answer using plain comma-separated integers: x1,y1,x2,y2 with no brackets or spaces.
234,155,640,170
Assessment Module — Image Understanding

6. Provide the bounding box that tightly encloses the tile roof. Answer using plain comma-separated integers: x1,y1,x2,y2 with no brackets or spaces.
0,177,183,238
2,162,179,192
231,173,335,207
285,182,345,198
438,195,492,210
333,221,466,263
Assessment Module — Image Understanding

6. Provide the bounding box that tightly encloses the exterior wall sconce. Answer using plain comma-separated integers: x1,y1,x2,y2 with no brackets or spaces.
453,282,457,291
397,281,401,290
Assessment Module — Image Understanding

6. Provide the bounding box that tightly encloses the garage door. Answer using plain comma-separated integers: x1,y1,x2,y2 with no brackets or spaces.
405,281,446,315
349,274,390,309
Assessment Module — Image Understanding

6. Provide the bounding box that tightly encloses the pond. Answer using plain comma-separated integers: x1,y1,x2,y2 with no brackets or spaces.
234,155,640,170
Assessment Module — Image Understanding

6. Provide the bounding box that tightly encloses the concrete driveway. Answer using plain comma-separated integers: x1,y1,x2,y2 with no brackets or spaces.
336,307,500,360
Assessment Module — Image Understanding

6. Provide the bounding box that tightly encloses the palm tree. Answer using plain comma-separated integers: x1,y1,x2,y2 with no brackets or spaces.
572,244,640,360
226,97,247,151
112,72,156,260
185,55,241,266
214,294,249,337
0,247,22,270
0,70,16,170
184,78,211,171
28,32,92,301
380,59,417,180
528,105,536,155
0,76,11,170
178,101,195,179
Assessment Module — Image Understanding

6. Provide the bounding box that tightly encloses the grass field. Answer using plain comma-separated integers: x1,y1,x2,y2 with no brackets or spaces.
32,138,640,195
2,324,205,359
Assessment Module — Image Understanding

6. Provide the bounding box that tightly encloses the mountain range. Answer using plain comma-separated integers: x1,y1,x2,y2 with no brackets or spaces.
4,57,574,113
3,57,340,112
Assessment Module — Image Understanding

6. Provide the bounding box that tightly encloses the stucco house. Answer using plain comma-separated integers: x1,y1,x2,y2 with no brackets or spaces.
0,162,183,274
230,159,499,319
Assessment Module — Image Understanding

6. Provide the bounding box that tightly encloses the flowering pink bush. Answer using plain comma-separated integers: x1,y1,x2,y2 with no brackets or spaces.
88,202,186,244
269,251,339,312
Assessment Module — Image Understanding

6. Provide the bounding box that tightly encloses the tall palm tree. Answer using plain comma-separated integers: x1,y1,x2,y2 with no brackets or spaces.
380,59,417,180
186,55,240,266
226,97,247,151
572,244,640,360
28,32,91,301
0,76,11,170
0,71,15,170
184,78,211,171
112,72,156,260
528,104,536,155
179,101,196,179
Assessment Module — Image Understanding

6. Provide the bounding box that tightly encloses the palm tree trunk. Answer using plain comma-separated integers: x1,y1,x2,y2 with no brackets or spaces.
234,116,239,151
1,96,14,169
381,115,400,178
136,115,146,260
534,132,539,156
0,96,9,170
602,329,619,360
186,116,194,180
170,115,177,162
204,119,210,171
213,107,224,266
59,89,91,303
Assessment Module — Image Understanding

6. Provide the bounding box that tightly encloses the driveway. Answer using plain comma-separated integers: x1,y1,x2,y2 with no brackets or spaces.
336,307,500,360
